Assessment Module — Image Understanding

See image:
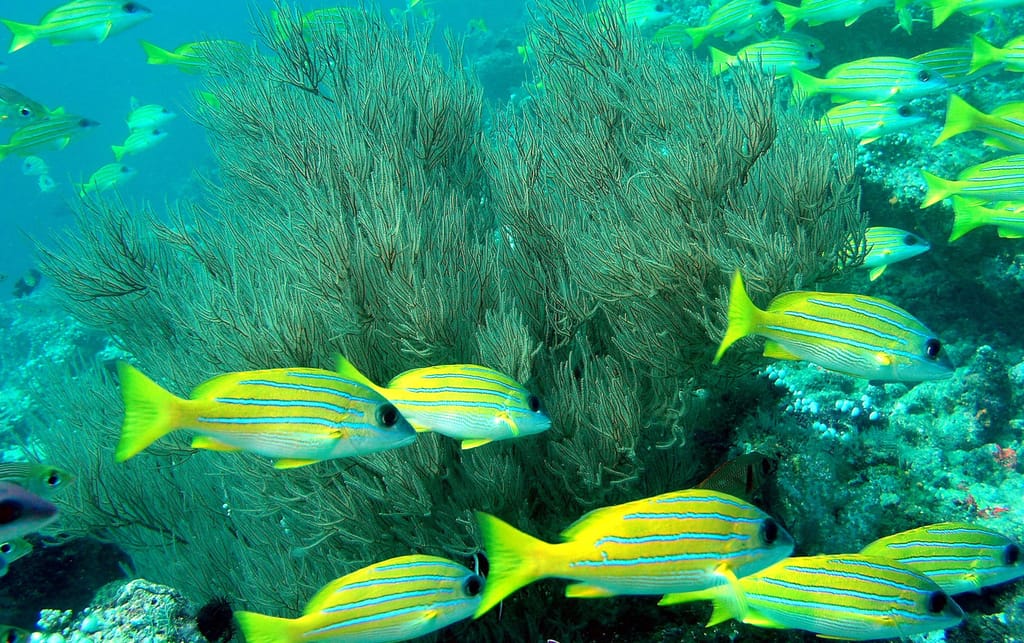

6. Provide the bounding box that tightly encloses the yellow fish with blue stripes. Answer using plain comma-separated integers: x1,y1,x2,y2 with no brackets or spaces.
336,357,551,450
0,462,74,498
859,226,930,280
934,94,1024,152
659,554,965,640
921,154,1024,208
235,555,483,642
115,362,416,469
948,197,1024,242
714,272,954,381
474,489,794,617
1,0,151,53
791,57,946,103
861,522,1024,595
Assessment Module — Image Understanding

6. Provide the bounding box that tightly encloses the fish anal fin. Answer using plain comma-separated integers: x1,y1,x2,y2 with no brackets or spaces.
998,227,1024,238
762,341,800,361
462,438,493,450
190,436,242,452
868,265,887,281
274,458,319,469
565,583,616,598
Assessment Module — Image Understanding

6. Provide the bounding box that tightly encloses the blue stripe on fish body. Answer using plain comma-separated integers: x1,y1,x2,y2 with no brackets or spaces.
308,597,475,636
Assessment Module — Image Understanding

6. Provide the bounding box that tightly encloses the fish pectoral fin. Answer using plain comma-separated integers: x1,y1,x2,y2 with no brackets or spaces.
868,265,887,281
873,352,893,366
762,341,800,361
98,21,114,43
273,458,320,470
461,438,493,450
564,583,616,598
497,411,520,437
190,436,243,452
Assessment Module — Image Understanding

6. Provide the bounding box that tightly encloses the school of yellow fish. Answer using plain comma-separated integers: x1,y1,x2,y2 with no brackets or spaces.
3,0,1024,641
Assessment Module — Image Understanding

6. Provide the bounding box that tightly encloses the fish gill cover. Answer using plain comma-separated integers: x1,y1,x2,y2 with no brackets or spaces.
24,0,865,639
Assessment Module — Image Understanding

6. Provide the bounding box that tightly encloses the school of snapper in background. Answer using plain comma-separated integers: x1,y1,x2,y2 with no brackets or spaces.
3,0,1024,641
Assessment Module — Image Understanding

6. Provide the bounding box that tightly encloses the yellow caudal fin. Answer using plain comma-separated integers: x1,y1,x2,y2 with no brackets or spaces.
140,40,177,66
234,611,300,643
949,197,988,242
684,25,709,49
2,19,38,53
919,170,957,208
970,34,998,74
708,47,732,76
115,362,183,462
773,2,801,31
111,145,127,162
789,67,821,103
934,95,981,146
931,0,960,28
473,512,549,618
713,271,762,364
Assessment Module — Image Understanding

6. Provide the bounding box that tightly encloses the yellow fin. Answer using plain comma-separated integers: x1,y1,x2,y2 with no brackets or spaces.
115,362,183,462
334,354,381,390
868,265,887,281
565,583,616,598
234,611,301,643
190,436,242,452
274,458,319,470
713,271,762,364
998,227,1024,238
1,19,38,53
473,512,549,618
461,438,493,450
762,340,800,361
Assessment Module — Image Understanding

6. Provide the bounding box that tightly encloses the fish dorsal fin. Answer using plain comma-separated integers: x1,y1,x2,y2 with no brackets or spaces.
559,504,624,541
334,354,380,389
762,340,801,361
190,372,245,400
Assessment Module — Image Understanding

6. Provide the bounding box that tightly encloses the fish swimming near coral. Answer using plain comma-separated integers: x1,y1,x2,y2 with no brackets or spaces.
714,271,954,382
937,0,1024,29
336,357,551,449
235,555,483,643
948,197,1024,242
140,40,243,74
1,0,152,53
685,0,776,48
126,98,176,131
20,155,47,176
0,462,74,498
774,0,889,30
111,127,167,161
920,154,1024,208
861,522,1024,594
659,554,965,640
0,110,99,161
695,452,777,504
115,362,417,469
970,33,1024,74
791,57,947,103
820,101,925,146
710,38,820,78
858,226,931,280
12,268,42,298
474,489,794,617
0,482,59,541
0,85,46,128
78,162,136,195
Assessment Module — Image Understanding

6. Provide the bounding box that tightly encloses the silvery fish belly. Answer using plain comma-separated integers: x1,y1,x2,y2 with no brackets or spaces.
187,368,417,461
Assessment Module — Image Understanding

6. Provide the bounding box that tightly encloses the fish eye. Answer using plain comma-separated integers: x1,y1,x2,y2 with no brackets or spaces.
1004,543,1020,565
376,403,399,427
19,107,30,117
46,471,61,487
78,118,90,127
898,105,913,118
924,338,942,360
0,500,23,525
760,518,779,544
123,2,140,12
527,394,541,413
903,233,918,245
0,542,10,554
926,591,947,614
918,69,932,82
463,574,484,597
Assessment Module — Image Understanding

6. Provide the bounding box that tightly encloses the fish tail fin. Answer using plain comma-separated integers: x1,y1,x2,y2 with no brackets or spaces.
709,47,732,76
115,362,182,462
949,198,986,242
684,26,707,48
920,170,955,208
773,2,801,31
789,67,820,103
970,34,998,74
931,0,960,28
713,271,761,365
140,40,175,66
2,19,38,53
934,95,980,146
474,511,548,618
234,611,300,643
111,145,126,162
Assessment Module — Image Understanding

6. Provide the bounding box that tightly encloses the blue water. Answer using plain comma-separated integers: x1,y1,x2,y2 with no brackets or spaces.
0,0,525,293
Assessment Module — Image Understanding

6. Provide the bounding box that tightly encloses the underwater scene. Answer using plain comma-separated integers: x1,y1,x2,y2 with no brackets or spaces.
4,0,1024,641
